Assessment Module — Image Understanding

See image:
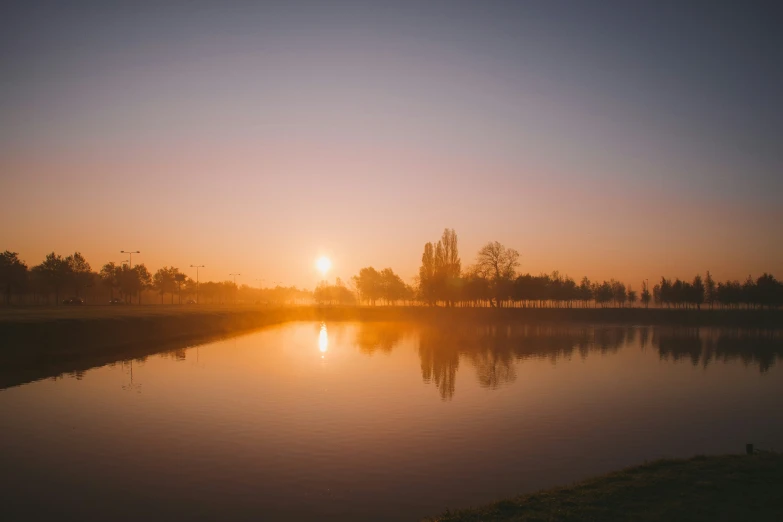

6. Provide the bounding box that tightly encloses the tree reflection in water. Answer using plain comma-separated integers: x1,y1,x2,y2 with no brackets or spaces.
352,322,783,400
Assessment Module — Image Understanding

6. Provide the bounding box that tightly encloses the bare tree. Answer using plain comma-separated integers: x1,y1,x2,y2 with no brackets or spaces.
475,241,519,307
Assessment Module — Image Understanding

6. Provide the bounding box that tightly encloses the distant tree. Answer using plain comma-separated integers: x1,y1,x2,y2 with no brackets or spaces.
419,242,437,306
314,278,355,305
561,275,577,308
755,273,782,309
704,271,716,309
380,268,407,304
32,252,70,304
640,280,651,309
578,277,593,308
716,280,741,309
118,263,151,304
658,277,672,307
437,228,461,306
152,267,176,304
593,281,613,307
418,228,462,306
354,267,384,305
100,262,120,300
671,278,685,308
172,268,187,304
200,281,219,303
627,287,637,307
742,275,756,309
462,270,491,307
691,274,705,310
0,251,28,305
611,280,626,307
652,283,662,307
474,241,519,307
65,252,93,298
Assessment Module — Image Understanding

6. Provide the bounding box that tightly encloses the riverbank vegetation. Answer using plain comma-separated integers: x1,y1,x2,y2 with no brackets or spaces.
423,453,783,522
2,228,782,309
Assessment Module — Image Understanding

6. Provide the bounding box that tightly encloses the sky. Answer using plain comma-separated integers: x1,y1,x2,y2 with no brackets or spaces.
2,0,782,288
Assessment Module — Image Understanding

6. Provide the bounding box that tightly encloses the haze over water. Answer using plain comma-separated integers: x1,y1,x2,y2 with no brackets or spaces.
1,322,781,521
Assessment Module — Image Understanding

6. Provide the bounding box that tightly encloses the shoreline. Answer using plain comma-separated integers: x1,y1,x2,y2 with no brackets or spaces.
422,453,783,522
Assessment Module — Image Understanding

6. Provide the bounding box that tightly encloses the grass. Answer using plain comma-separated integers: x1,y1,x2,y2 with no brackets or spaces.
422,454,783,522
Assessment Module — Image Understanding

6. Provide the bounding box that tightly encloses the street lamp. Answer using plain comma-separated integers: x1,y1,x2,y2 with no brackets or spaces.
229,273,241,305
190,264,205,304
120,250,140,269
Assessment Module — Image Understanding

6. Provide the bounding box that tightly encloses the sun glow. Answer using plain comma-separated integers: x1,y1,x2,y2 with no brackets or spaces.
316,256,332,275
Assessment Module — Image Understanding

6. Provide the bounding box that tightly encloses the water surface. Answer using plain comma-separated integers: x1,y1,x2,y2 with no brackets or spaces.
1,322,781,521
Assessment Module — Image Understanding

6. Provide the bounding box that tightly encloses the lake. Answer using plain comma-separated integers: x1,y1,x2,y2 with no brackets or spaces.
1,322,781,521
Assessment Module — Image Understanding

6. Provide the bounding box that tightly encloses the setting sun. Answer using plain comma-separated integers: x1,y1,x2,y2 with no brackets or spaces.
316,256,332,275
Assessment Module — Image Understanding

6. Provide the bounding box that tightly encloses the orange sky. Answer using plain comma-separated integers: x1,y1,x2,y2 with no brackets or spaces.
2,2,781,288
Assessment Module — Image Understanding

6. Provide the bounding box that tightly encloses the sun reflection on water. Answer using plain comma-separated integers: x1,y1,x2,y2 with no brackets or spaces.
318,323,328,357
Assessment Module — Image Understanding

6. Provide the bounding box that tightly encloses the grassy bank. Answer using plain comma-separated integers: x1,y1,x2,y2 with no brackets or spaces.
423,454,783,522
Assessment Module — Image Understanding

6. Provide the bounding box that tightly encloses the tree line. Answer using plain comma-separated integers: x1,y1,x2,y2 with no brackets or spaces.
0,251,308,305
2,236,782,309
340,228,782,309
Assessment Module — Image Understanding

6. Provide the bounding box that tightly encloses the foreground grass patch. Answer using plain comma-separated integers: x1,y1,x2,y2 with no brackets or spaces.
423,454,783,522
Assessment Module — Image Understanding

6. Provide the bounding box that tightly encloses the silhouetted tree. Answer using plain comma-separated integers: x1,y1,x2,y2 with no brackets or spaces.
437,228,461,306
742,275,756,309
0,251,28,305
100,262,120,301
578,277,593,308
691,274,705,310
118,264,151,304
641,280,651,309
418,228,462,306
627,287,637,307
593,281,613,307
172,268,187,304
705,271,716,309
461,270,491,306
611,280,627,307
380,267,407,304
419,242,437,305
314,278,355,305
152,267,176,304
755,273,783,308
354,267,383,305
32,252,70,304
65,252,93,298
474,241,519,307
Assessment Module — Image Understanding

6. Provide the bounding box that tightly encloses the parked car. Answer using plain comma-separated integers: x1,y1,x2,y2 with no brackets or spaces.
63,297,84,305
185,299,197,304
109,298,124,305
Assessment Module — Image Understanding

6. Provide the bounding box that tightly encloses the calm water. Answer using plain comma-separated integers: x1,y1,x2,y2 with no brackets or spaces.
1,322,782,521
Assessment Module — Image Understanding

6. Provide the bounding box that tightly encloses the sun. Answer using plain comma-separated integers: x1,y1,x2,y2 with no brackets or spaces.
316,256,332,275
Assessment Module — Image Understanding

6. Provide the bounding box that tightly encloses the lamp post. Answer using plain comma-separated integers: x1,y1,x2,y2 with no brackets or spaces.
120,250,140,269
190,265,205,304
229,273,241,305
